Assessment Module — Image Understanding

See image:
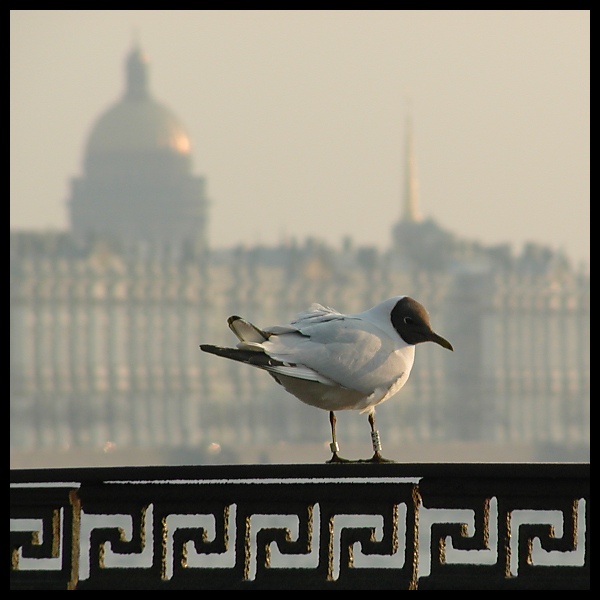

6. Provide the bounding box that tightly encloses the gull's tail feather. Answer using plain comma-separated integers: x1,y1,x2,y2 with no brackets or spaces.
227,316,270,343
199,344,284,369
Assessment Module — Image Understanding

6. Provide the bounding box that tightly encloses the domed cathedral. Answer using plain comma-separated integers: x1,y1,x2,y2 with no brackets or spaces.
68,44,209,248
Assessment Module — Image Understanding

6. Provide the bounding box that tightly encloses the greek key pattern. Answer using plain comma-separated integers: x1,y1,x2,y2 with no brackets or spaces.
10,464,590,589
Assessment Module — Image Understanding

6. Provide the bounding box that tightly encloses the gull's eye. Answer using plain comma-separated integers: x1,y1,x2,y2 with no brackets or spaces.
404,316,414,325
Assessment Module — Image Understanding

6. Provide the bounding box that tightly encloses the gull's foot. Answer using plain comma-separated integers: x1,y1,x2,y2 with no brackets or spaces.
326,452,352,463
358,451,396,463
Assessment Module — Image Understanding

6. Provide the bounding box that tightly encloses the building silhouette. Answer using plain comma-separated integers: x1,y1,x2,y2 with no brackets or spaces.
10,46,589,465
68,44,208,247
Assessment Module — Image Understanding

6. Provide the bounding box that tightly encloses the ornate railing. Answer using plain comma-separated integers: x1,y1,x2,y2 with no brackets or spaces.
11,463,589,590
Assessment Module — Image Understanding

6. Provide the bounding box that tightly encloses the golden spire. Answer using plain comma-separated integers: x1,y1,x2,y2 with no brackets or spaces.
402,116,422,223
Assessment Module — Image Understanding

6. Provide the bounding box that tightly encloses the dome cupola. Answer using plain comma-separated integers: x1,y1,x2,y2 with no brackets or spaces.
68,45,209,247
83,44,192,173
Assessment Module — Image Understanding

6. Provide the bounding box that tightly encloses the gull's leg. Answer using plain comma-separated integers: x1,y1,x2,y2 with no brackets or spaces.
326,411,350,463
362,411,395,463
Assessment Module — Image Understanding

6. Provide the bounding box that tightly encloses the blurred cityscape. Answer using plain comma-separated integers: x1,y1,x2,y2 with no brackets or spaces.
10,45,589,467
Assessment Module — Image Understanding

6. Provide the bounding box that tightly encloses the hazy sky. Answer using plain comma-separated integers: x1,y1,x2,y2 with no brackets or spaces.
11,10,589,266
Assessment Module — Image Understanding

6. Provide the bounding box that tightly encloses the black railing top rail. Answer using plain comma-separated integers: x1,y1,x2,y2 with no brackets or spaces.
10,461,590,484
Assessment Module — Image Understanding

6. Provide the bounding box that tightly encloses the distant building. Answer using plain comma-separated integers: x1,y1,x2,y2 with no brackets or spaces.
68,44,209,248
10,46,589,464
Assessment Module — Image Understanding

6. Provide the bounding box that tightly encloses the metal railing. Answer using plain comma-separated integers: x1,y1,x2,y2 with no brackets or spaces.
11,463,589,590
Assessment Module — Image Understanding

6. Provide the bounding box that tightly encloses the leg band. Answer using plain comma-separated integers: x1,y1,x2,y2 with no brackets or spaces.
370,430,382,453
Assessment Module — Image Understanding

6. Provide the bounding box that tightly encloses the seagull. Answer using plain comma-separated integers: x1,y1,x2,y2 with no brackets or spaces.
200,296,453,463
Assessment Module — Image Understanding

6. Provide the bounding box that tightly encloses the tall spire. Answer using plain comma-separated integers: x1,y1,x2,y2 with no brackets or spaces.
402,116,422,223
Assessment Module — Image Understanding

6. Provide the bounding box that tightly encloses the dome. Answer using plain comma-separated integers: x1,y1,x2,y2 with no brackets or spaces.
85,98,192,157
69,44,209,247
84,45,192,162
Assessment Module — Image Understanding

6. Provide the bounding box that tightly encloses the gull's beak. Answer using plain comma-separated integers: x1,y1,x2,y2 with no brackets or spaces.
432,333,453,351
